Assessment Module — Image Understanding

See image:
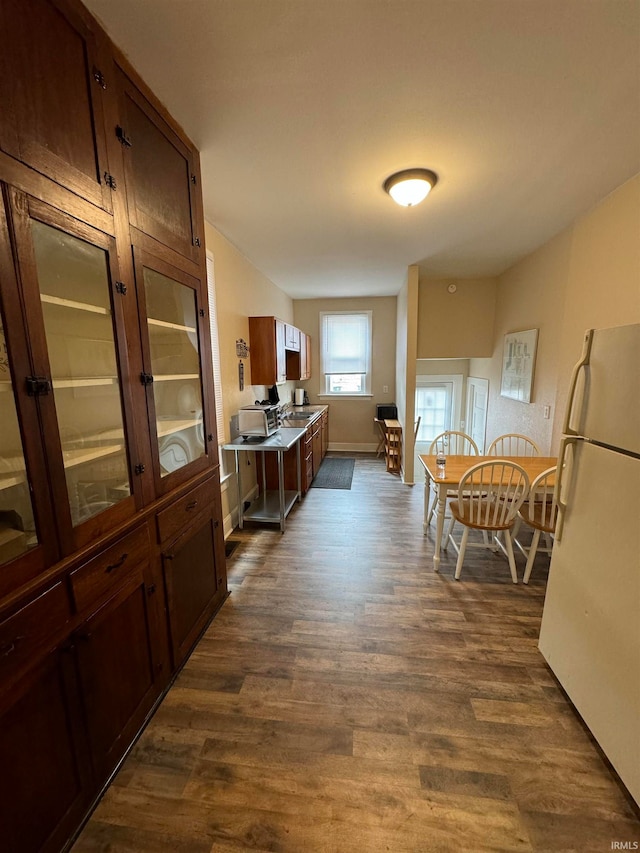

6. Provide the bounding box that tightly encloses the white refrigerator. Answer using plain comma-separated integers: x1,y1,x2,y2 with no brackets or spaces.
539,322,640,805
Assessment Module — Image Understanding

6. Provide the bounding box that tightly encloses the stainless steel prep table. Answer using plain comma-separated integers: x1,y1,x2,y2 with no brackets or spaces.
223,427,307,532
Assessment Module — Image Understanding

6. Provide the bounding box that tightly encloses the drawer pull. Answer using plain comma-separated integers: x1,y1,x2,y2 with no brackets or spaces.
106,552,128,573
186,500,198,511
0,637,22,657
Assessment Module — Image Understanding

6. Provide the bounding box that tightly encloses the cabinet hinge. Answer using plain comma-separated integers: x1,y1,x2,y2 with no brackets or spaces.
190,174,197,185
199,308,205,317
92,67,107,89
25,376,52,396
103,172,117,190
207,433,214,443
116,125,132,148
193,236,201,248
140,372,154,386
134,463,146,475
115,281,127,295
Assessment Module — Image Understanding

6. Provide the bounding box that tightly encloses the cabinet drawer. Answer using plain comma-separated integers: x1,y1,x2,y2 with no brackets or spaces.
156,477,217,545
0,582,71,686
70,526,149,613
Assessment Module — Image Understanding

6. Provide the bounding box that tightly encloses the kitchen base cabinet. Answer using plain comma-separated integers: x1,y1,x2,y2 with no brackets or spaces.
0,646,91,853
257,409,328,495
160,483,226,668
75,579,159,780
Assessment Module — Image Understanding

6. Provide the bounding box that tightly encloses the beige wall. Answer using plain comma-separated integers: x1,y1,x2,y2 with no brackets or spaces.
417,278,497,358
205,220,296,530
417,359,469,377
293,296,397,450
470,174,640,454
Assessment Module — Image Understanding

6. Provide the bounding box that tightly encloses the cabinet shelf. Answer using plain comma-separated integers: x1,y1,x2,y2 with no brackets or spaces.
53,377,118,389
62,444,125,469
148,317,196,334
157,418,203,438
153,374,200,382
40,294,111,316
0,381,13,393
0,471,27,491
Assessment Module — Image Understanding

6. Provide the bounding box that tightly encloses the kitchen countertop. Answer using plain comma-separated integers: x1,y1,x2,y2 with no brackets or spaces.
223,427,307,451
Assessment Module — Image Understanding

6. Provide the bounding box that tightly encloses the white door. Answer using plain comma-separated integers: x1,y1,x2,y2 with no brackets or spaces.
414,375,462,482
539,440,640,804
465,377,488,454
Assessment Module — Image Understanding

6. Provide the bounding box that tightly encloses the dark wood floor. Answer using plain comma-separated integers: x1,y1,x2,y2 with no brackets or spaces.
72,454,640,852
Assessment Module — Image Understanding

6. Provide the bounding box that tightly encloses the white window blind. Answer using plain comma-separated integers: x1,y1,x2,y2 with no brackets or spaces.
321,312,371,374
206,254,225,443
320,311,372,396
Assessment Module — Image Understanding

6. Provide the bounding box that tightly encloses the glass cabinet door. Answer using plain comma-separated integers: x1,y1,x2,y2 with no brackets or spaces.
142,265,206,481
0,314,38,567
29,220,133,528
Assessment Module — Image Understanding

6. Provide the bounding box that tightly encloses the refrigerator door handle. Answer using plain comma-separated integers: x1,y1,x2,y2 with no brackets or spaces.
555,435,578,542
563,329,593,437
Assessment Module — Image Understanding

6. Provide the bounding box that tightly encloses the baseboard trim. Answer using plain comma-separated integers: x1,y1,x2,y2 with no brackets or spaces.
328,442,378,453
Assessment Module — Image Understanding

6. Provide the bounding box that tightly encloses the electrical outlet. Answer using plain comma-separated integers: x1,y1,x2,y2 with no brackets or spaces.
383,385,389,393
543,405,551,419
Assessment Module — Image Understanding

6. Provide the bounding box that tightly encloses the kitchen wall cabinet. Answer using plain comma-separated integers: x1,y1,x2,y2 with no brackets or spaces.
0,0,114,213
115,65,202,264
302,332,312,380
250,316,311,384
285,330,312,382
0,0,227,849
248,316,287,385
284,323,300,351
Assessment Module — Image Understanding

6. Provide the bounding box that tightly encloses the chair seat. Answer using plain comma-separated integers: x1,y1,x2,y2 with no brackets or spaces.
450,499,514,531
519,499,557,532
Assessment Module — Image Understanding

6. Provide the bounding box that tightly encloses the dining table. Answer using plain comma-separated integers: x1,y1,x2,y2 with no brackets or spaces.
419,454,558,571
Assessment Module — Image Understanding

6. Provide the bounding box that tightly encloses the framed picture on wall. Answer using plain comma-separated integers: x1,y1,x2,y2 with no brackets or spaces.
500,328,538,403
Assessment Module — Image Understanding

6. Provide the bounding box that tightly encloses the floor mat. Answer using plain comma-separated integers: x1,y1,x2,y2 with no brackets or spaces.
311,457,355,490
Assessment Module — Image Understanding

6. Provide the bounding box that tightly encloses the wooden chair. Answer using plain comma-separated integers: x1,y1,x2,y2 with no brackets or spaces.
487,433,540,457
514,466,557,584
414,416,421,441
373,418,386,458
445,460,530,583
426,431,479,525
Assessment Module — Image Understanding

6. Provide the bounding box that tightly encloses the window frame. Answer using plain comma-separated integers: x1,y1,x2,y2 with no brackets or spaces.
318,309,373,398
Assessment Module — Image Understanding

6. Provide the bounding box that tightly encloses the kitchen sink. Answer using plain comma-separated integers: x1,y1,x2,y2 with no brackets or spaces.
284,412,314,420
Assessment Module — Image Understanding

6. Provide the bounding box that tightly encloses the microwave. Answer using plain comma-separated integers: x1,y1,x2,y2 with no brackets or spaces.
238,404,280,439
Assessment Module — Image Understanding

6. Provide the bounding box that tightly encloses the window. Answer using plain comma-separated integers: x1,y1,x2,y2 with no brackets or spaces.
206,253,225,444
414,374,463,445
320,311,372,396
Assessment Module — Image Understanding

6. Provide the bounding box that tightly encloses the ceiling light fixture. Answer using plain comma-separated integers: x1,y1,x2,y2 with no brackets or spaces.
383,168,438,207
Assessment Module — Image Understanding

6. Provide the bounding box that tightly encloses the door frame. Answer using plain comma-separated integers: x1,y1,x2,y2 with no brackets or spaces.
465,376,489,454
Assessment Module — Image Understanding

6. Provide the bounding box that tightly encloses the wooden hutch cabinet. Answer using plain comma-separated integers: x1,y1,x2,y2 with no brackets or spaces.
0,0,227,849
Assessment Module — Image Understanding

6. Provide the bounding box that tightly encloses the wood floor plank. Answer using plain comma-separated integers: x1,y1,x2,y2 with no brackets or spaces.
72,454,639,852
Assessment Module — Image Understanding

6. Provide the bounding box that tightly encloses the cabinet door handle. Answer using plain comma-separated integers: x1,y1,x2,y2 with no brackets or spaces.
106,552,128,573
186,500,198,511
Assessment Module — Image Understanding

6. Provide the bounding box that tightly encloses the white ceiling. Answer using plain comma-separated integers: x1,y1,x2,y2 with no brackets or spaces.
85,0,640,299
